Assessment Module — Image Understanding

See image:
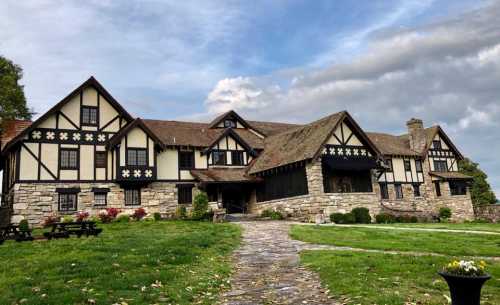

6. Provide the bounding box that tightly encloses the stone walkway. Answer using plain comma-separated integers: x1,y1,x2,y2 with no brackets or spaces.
219,221,338,305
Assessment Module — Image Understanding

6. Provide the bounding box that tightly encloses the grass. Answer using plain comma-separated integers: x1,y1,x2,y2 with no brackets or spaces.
0,220,241,305
290,225,500,257
301,250,500,305
371,222,500,233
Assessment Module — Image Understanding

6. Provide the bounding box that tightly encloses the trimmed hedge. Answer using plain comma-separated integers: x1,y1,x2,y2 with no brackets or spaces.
439,207,452,219
351,207,371,224
329,211,356,224
375,213,396,224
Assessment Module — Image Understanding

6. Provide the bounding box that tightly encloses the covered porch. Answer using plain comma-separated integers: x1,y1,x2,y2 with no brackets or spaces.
190,168,261,213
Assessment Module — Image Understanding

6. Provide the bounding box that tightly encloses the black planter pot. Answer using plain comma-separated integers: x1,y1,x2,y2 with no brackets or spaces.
438,271,491,305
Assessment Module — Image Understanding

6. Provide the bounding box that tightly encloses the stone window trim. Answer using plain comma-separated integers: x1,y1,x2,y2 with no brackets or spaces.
92,187,109,206
413,183,421,197
57,188,79,212
124,188,141,206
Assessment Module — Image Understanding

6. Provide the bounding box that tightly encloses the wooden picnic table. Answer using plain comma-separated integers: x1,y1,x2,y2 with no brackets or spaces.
43,221,102,240
0,224,34,242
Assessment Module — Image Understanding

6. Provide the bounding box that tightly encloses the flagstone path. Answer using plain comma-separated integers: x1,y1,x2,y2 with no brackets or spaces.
219,221,338,305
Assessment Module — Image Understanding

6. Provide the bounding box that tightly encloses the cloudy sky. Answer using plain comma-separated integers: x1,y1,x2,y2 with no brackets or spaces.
1,0,499,195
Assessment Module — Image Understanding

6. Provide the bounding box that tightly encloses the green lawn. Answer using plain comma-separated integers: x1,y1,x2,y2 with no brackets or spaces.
290,225,500,257
370,222,500,233
0,221,241,305
301,251,500,305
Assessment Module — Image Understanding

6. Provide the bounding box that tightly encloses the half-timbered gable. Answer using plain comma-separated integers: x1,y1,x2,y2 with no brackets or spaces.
426,128,461,173
204,129,257,167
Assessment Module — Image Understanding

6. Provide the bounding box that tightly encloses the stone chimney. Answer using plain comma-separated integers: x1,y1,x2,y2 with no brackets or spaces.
406,118,426,153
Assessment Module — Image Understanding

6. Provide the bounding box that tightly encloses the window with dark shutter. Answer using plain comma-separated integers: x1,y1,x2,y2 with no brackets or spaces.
177,185,193,204
95,151,107,168
231,151,244,166
60,148,78,169
82,106,98,126
179,151,194,169
127,149,147,166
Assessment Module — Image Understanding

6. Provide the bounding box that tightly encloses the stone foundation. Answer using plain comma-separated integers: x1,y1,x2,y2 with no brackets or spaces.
8,182,192,227
474,204,500,223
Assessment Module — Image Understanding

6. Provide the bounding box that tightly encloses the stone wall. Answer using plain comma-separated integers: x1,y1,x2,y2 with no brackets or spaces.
8,182,189,227
249,157,475,222
474,204,500,223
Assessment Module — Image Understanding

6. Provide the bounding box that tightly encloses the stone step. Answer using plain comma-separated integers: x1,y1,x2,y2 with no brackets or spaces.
225,213,260,222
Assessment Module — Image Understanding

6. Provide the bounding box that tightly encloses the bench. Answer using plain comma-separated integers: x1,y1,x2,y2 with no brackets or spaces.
0,225,34,242
43,221,102,240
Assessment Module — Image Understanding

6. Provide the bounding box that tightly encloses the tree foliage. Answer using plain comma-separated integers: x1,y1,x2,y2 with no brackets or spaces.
459,158,497,205
0,55,32,130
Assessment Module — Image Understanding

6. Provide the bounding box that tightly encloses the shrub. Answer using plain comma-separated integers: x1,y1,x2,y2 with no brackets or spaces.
439,207,452,219
153,212,162,221
330,213,345,224
191,192,209,220
62,215,74,223
132,208,147,221
202,210,215,221
176,206,187,219
18,219,30,232
43,215,60,228
343,212,356,224
98,210,113,223
106,208,121,220
351,207,371,224
261,209,284,220
115,214,130,223
75,211,89,222
375,213,396,224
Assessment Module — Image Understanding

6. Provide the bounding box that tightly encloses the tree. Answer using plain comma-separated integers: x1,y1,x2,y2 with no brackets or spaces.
0,55,32,130
459,158,497,205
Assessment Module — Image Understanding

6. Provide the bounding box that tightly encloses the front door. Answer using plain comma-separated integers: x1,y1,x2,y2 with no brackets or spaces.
222,185,247,213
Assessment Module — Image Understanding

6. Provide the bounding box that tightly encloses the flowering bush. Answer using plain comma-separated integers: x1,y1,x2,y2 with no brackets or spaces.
98,210,113,223
106,208,121,219
132,208,147,221
443,260,487,277
43,215,60,228
75,211,89,222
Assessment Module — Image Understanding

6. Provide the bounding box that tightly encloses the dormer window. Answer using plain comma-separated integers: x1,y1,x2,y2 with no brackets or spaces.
82,106,98,126
224,119,236,128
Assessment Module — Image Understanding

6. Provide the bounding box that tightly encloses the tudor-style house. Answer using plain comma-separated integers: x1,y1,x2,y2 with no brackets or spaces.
0,77,474,226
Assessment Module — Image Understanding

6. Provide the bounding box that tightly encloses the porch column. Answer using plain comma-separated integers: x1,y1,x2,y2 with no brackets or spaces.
306,157,324,196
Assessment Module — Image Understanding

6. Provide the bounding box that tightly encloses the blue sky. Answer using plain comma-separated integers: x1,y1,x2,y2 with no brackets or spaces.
1,0,499,195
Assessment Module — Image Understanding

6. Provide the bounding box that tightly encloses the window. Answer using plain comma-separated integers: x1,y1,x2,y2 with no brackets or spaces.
127,148,147,166
386,159,393,172
82,106,98,126
433,140,442,150
404,160,411,171
179,151,194,169
323,169,372,193
449,181,467,196
95,151,107,168
60,148,78,169
124,188,141,205
434,160,448,172
94,193,107,205
212,151,226,165
413,184,421,197
435,181,441,197
231,151,244,166
380,183,389,199
177,184,193,204
256,166,308,202
395,184,403,199
224,119,236,128
58,193,77,211
415,160,423,172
